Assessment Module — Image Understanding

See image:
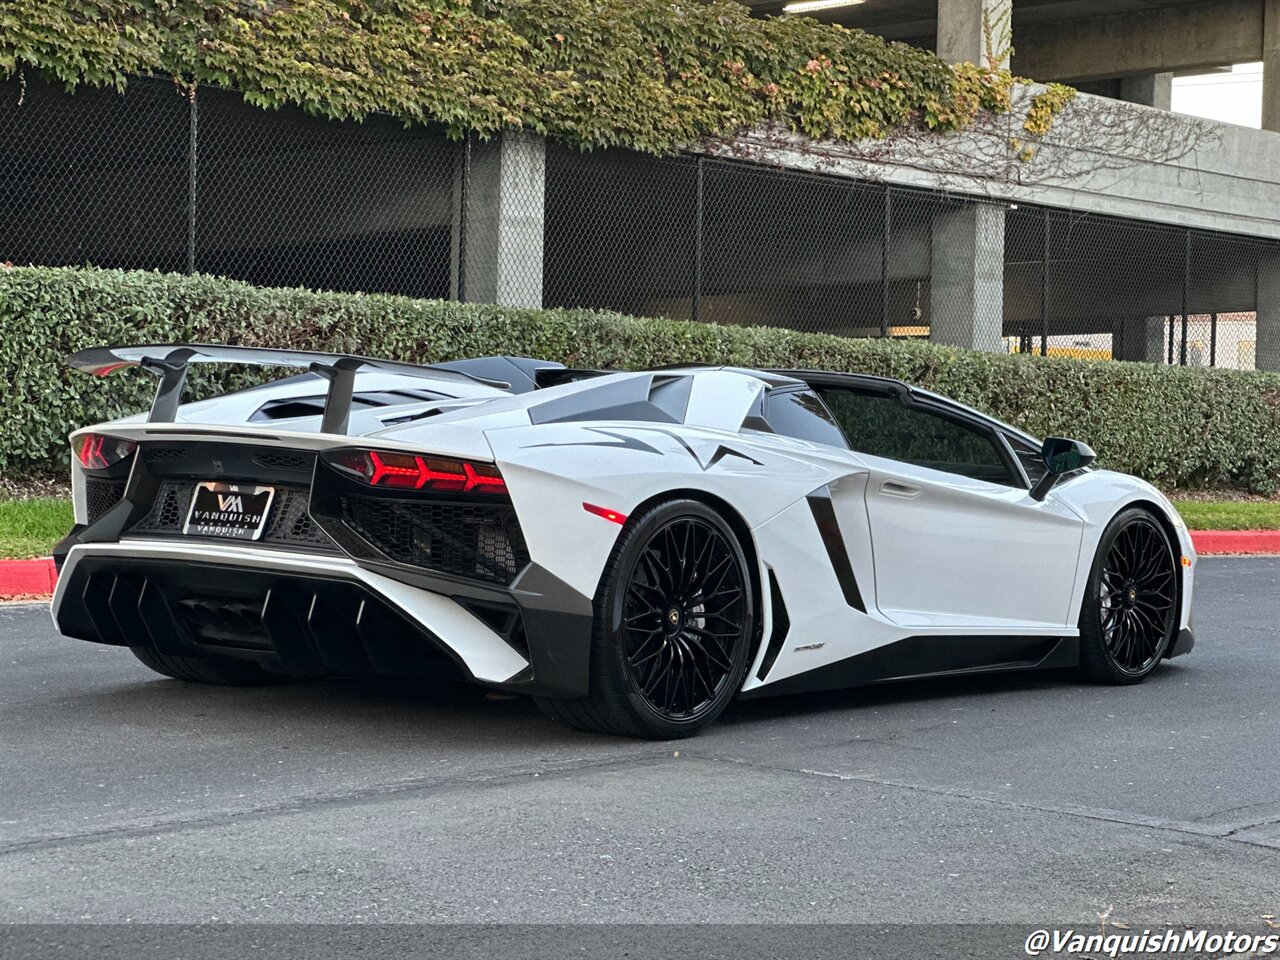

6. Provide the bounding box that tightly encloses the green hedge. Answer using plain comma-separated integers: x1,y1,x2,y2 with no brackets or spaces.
2,265,1277,493
1,0,1068,156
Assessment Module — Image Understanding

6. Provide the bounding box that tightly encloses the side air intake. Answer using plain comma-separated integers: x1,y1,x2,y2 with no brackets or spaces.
756,569,791,681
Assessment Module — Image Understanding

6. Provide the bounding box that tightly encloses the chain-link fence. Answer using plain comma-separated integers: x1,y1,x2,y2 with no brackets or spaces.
3,74,1277,370
542,147,1279,369
542,148,976,342
1,74,191,274
1004,206,1274,368
1,75,459,298
195,86,458,297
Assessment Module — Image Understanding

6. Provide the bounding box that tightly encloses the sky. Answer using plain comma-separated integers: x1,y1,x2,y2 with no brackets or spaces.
1171,62,1264,128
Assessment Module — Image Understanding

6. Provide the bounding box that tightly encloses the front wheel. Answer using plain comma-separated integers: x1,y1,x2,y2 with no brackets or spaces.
1078,508,1179,684
537,499,756,739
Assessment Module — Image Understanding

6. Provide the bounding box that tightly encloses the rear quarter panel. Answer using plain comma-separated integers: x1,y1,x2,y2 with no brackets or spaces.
486,421,855,601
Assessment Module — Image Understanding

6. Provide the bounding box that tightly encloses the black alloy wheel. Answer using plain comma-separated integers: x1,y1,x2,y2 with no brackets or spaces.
535,499,756,738
619,514,749,722
1079,508,1178,683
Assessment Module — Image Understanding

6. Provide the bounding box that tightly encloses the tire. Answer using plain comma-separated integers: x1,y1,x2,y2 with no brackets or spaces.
1077,507,1179,684
536,499,757,739
129,645,286,687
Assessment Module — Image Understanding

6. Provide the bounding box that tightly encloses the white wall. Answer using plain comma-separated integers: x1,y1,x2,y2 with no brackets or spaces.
1173,62,1264,129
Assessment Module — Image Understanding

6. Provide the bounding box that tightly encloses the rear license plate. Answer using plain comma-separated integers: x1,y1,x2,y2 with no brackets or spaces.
183,482,276,541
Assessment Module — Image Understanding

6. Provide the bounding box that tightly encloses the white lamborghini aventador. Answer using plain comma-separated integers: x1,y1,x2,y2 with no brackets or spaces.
50,345,1196,738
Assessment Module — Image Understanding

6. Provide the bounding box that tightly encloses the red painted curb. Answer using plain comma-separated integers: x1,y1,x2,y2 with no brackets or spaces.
0,557,57,598
0,529,1276,599
1190,530,1280,556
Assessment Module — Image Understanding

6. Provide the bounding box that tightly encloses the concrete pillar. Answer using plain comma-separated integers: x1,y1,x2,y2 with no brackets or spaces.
936,0,1012,67
930,203,1006,353
1118,73,1173,111
1113,317,1168,363
458,131,545,308
1258,254,1280,372
1265,0,1280,133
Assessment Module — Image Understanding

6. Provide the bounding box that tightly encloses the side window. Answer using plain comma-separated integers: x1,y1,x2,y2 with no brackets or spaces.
1006,434,1047,485
818,387,1017,485
760,389,850,449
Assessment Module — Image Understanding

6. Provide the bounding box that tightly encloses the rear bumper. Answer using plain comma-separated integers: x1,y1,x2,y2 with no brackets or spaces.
51,540,593,696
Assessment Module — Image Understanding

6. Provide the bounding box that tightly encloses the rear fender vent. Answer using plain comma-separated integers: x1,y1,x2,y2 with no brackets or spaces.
756,569,791,682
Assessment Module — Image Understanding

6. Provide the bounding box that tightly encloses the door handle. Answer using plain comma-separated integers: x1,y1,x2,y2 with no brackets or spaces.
879,480,921,499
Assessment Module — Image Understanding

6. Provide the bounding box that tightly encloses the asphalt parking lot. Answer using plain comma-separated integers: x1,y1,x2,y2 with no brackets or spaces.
1,557,1276,929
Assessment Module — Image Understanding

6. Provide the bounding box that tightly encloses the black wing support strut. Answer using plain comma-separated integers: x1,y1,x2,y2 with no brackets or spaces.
139,351,195,424
309,357,363,435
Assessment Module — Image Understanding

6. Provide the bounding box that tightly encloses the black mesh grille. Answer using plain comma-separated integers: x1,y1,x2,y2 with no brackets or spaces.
254,453,312,472
340,494,530,585
85,478,127,523
130,481,336,552
262,487,336,548
144,447,187,464
133,482,190,532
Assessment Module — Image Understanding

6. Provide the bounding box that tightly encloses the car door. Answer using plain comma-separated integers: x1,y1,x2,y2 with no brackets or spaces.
815,382,1086,630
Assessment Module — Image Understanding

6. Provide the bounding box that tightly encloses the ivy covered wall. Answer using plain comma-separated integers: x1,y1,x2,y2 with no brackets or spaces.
0,0,1067,155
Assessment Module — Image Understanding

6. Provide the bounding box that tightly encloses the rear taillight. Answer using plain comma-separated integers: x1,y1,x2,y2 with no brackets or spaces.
75,433,137,471
335,449,508,495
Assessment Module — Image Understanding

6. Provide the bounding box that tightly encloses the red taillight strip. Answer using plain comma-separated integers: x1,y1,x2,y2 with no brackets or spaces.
75,433,137,471
77,435,105,469
463,462,505,491
583,502,628,525
368,450,421,487
420,460,468,488
350,449,508,494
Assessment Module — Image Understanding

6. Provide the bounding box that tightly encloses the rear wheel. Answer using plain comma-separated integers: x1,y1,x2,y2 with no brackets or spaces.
1078,508,1178,684
536,499,756,739
129,646,286,686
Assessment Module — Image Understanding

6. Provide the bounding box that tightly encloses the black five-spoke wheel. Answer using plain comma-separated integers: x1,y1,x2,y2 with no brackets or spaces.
1080,508,1178,683
536,499,755,738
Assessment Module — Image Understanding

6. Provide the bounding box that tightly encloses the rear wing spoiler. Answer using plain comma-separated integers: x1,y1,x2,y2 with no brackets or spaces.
66,344,557,434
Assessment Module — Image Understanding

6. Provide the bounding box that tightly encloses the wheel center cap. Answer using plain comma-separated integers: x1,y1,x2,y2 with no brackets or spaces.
1124,583,1138,607
666,607,683,630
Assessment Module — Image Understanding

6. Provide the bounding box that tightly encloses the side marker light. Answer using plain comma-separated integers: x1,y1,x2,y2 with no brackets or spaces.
583,503,627,525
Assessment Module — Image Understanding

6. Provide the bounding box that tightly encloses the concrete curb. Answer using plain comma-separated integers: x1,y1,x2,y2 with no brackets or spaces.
1,531,1277,599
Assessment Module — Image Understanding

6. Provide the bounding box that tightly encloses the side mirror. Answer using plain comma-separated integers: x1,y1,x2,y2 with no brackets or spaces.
1029,437,1096,502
